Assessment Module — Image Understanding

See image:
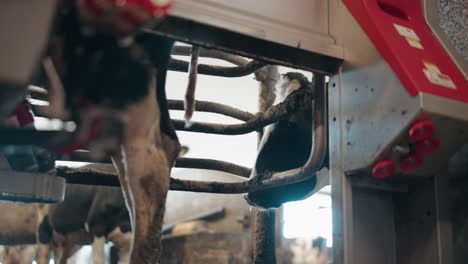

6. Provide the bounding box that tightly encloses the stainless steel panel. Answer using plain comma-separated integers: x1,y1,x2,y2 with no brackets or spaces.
328,1,466,264
331,62,420,172
0,154,65,203
330,67,355,264
169,0,343,59
352,188,396,264
0,169,65,203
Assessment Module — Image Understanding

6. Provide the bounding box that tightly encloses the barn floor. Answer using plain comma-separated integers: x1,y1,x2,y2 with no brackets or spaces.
161,232,250,264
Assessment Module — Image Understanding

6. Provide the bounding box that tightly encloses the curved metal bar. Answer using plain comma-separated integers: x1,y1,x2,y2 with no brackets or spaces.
0,128,74,149
57,152,251,178
56,161,250,188
56,166,120,187
183,45,200,127
167,99,255,122
27,85,49,101
174,157,251,178
171,46,249,66
32,99,256,123
169,58,266,77
261,73,327,187
172,87,313,135
169,74,328,193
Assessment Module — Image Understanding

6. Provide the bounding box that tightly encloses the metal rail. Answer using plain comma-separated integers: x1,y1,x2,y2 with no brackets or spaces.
168,58,265,77
169,74,327,193
54,74,327,194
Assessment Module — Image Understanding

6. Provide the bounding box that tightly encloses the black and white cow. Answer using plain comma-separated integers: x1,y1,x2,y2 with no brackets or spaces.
39,168,130,244
48,4,181,263
246,72,318,209
38,168,131,264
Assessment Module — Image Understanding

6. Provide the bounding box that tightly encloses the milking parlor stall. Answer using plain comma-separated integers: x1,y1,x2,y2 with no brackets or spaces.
0,0,467,263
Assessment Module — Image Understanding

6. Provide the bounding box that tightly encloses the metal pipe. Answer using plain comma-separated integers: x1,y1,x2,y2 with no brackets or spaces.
169,73,327,193
174,157,250,178
252,65,279,264
57,153,251,178
172,87,313,135
31,99,256,122
15,76,326,193
169,58,265,77
167,99,255,122
171,46,249,66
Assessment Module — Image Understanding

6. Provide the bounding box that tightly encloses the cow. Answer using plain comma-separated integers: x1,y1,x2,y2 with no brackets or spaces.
0,192,125,264
0,203,40,246
38,164,130,264
0,245,36,264
245,72,318,209
47,3,181,263
286,237,331,264
0,202,50,264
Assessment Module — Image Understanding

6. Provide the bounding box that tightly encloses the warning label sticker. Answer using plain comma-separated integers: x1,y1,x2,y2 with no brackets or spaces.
423,61,456,89
394,24,424,50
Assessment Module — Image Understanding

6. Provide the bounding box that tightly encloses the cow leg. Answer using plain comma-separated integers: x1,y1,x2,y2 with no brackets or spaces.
109,245,120,264
58,244,78,264
118,242,131,264
36,205,51,264
36,244,50,264
52,246,63,264
92,236,106,264
113,74,179,263
122,143,170,263
107,227,132,264
3,247,20,264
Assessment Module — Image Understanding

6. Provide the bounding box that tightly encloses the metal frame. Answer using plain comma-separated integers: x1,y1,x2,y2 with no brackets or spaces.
0,154,64,203
168,0,343,60
144,17,342,74
328,1,468,263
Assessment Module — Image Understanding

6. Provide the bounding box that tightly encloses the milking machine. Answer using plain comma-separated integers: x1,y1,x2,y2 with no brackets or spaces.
0,0,467,263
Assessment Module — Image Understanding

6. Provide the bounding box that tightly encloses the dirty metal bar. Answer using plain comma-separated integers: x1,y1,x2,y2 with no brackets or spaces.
56,167,249,188
253,65,279,264
169,73,327,193
56,166,120,187
167,99,255,122
175,157,251,178
183,45,200,125
57,153,251,178
253,209,277,264
0,128,73,149
169,58,265,77
31,99,255,122
171,46,249,66
11,77,324,193
173,87,313,135
144,17,343,74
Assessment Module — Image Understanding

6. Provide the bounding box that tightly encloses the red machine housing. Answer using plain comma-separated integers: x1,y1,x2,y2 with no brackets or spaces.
343,0,467,102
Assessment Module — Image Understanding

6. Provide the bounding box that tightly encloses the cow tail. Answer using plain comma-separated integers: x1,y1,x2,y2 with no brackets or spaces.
38,215,53,244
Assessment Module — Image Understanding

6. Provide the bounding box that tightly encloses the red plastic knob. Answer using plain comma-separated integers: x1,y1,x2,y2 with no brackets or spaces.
415,136,440,155
408,120,434,142
372,160,396,179
400,154,423,171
